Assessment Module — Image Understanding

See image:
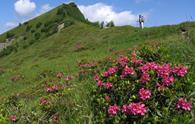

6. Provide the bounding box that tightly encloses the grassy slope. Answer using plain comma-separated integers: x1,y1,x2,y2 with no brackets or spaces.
0,3,86,43
0,4,195,123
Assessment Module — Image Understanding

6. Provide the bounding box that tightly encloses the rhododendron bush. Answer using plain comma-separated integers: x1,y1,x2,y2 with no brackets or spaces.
92,50,194,123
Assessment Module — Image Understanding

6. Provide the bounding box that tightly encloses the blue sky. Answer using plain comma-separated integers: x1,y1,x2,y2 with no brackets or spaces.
0,0,195,34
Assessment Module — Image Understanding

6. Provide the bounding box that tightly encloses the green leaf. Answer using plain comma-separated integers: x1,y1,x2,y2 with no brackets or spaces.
157,110,162,117
189,92,195,98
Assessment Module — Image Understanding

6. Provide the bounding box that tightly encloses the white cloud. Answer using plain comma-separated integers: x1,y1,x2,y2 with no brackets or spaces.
35,4,52,17
14,0,36,16
5,22,18,28
40,4,52,13
78,3,138,26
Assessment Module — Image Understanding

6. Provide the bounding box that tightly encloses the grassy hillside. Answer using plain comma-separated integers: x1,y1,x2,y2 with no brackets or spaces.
0,3,195,124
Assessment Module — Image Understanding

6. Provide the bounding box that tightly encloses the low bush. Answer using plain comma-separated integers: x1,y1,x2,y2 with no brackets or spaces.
6,32,15,39
36,22,42,29
64,20,74,28
92,49,194,123
34,32,41,40
0,45,17,57
26,25,32,32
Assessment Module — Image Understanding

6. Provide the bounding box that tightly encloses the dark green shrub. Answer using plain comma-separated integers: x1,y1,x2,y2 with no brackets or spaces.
23,36,27,40
31,29,35,33
44,21,53,27
64,20,74,27
41,27,46,32
0,45,17,57
6,32,15,39
34,32,41,40
24,22,28,25
26,25,32,32
36,22,42,29
69,2,77,8
56,8,67,16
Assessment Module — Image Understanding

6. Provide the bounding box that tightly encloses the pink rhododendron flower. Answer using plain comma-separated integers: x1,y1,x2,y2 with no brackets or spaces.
157,64,172,78
118,56,129,67
156,83,165,91
46,85,59,93
122,104,129,114
40,97,48,105
172,65,188,77
64,75,73,81
122,103,147,116
96,80,103,87
108,67,118,75
93,74,100,81
162,76,174,86
9,115,17,122
139,62,159,73
104,95,110,102
140,72,150,83
121,66,135,78
108,105,120,116
104,82,113,89
56,72,64,79
176,98,192,111
79,63,96,68
131,51,143,65
139,88,152,100
103,71,109,77
52,112,60,124
131,51,137,61
104,66,118,77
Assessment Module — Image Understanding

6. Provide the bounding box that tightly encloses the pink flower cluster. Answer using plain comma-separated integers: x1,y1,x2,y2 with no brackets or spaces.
118,56,129,67
120,66,135,78
104,95,110,102
94,75,113,89
96,80,103,87
105,82,113,89
52,112,60,124
96,80,113,89
93,74,100,82
104,66,118,77
9,115,17,122
108,102,147,116
56,72,64,79
139,88,152,101
46,85,59,93
172,65,188,77
140,73,150,83
139,62,159,72
40,97,48,106
79,63,96,68
108,105,120,116
64,75,73,81
131,51,143,65
176,98,192,111
162,76,174,86
122,102,147,116
95,51,191,120
139,62,188,87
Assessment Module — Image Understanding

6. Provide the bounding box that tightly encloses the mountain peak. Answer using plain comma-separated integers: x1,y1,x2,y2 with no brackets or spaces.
0,2,86,44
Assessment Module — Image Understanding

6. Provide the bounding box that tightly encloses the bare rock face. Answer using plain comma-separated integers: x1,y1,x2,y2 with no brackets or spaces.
0,43,6,50
57,23,65,32
0,38,15,51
